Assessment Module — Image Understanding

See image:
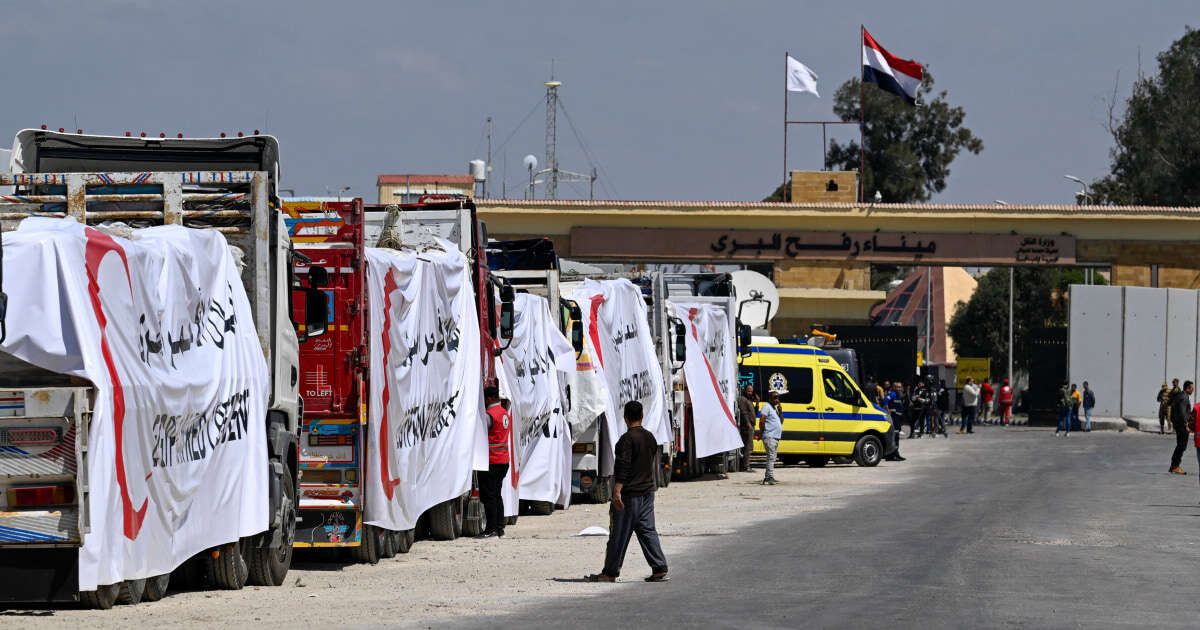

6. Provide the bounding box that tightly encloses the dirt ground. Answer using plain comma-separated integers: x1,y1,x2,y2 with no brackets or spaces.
7,436,955,629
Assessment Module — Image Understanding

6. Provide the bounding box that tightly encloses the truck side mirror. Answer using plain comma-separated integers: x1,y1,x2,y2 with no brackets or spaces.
567,301,584,354
673,321,686,362
737,323,751,357
303,288,329,339
498,283,515,341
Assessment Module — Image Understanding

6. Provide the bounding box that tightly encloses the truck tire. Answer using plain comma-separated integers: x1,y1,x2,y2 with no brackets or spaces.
804,456,829,468
208,540,249,590
854,435,883,467
248,469,295,586
378,528,397,559
117,578,146,605
588,478,611,504
429,498,462,541
505,515,519,526
80,583,120,610
462,496,485,537
528,500,554,516
351,525,381,564
142,574,170,602
395,529,414,554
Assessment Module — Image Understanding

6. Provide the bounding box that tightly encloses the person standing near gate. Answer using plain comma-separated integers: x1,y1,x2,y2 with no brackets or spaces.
1158,382,1172,435
1070,384,1082,432
587,401,669,582
981,379,995,425
1169,381,1194,475
756,390,783,484
960,377,980,435
1082,381,1095,431
884,382,907,461
479,386,510,538
1055,382,1072,437
998,378,1014,426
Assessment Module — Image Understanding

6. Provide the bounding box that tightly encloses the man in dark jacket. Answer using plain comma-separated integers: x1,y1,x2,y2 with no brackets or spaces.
587,401,669,582
1169,381,1194,475
736,384,758,472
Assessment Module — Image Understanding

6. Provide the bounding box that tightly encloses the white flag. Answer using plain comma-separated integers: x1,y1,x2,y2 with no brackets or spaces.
786,55,819,97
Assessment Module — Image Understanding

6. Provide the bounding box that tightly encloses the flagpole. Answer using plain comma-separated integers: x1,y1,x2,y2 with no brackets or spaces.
859,25,865,203
783,50,789,200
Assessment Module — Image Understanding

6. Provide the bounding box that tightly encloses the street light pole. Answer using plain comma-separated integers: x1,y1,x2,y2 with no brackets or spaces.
1064,174,1091,204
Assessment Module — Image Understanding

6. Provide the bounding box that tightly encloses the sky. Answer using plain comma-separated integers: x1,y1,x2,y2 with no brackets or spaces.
0,1,1193,204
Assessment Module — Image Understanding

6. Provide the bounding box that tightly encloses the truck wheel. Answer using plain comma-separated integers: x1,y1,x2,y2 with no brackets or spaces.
854,435,883,467
804,456,829,468
208,540,249,590
461,496,485,537
505,515,519,526
80,583,120,609
142,574,170,602
248,468,295,586
378,528,397,559
117,578,146,605
429,498,462,541
529,501,554,516
588,479,610,504
395,529,413,554
351,525,380,564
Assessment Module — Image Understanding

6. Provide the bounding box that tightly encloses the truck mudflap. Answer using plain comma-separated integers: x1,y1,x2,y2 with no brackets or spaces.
0,547,79,602
293,509,362,547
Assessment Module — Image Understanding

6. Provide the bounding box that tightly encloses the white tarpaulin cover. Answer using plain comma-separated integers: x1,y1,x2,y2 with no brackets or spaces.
573,279,670,447
672,302,743,458
363,244,485,531
499,294,576,515
0,218,269,590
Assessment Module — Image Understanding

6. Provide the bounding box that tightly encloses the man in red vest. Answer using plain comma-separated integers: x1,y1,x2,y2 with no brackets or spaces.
998,379,1014,426
479,385,511,538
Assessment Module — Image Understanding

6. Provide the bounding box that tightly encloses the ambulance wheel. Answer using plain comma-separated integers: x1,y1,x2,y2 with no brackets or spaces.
854,435,883,467
395,529,413,554
429,498,462,541
804,456,829,468
117,578,146,605
351,525,380,564
142,574,171,602
208,539,249,590
80,583,120,609
248,469,295,586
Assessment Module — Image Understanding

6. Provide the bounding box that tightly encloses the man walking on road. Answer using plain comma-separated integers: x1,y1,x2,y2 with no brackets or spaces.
587,401,669,583
479,386,511,538
998,379,1014,426
1082,381,1095,432
757,390,783,484
960,377,979,435
1169,381,1194,475
736,384,758,472
981,379,994,425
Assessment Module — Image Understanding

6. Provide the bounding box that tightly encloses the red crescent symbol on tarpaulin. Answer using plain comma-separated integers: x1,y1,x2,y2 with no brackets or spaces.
588,295,606,368
84,228,148,540
379,269,403,499
688,308,737,429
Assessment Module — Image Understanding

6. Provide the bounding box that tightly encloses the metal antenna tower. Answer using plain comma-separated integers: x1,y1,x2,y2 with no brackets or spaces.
543,77,561,199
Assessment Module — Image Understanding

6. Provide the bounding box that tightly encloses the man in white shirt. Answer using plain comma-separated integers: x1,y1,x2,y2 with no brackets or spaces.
756,390,783,485
960,377,980,435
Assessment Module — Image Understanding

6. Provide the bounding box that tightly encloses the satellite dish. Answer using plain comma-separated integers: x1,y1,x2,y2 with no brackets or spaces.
523,154,539,171
730,270,779,330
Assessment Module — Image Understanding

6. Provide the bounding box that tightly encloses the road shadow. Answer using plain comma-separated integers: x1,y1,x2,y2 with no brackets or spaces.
549,577,599,583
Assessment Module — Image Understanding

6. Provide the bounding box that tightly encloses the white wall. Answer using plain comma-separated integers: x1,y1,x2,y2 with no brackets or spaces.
1068,285,1122,417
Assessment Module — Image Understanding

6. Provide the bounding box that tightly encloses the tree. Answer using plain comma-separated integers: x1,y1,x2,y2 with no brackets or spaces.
947,268,1106,374
1091,27,1200,205
825,74,983,203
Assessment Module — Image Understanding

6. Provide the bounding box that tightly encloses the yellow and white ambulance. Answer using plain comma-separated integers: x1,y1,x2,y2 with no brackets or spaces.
739,343,892,467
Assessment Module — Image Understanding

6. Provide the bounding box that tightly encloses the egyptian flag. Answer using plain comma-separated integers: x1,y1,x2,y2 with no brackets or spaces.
862,28,924,105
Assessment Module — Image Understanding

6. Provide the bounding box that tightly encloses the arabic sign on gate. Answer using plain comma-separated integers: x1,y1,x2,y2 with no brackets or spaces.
569,227,1075,265
956,357,991,389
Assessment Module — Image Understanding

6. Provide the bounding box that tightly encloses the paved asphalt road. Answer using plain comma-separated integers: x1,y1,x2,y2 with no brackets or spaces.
448,427,1200,630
